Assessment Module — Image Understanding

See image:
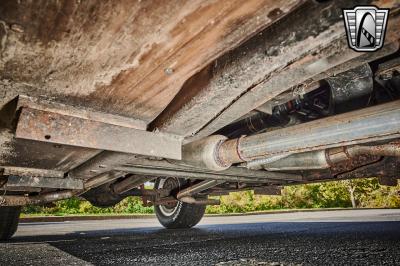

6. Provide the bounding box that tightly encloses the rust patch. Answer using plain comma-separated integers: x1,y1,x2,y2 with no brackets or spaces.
337,156,400,180
268,8,284,20
330,155,381,175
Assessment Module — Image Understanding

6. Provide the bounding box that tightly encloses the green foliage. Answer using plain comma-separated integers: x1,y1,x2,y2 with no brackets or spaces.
206,178,399,214
22,178,400,216
116,197,154,214
22,196,153,216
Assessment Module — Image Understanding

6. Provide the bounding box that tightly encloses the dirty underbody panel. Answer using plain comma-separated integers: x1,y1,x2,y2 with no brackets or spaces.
0,0,304,123
0,0,306,176
0,0,399,206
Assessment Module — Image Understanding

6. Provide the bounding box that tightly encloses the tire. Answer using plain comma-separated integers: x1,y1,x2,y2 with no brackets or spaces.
0,206,21,241
154,177,206,229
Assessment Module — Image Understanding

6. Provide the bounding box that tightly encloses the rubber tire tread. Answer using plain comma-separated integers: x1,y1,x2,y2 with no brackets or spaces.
154,178,206,229
0,206,21,240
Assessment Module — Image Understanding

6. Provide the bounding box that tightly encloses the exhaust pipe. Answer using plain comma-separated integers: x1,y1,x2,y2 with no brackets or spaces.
181,100,400,170
260,142,400,171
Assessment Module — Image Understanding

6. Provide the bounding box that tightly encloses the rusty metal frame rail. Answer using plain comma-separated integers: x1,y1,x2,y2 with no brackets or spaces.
0,190,77,207
6,175,84,190
15,107,183,160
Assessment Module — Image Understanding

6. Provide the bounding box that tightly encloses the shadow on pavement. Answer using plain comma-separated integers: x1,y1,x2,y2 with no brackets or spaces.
5,221,400,265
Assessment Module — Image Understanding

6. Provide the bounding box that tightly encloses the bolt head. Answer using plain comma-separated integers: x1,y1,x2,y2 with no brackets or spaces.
164,68,174,75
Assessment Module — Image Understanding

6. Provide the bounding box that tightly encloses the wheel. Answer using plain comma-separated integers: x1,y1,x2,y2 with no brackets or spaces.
0,206,21,240
154,177,206,229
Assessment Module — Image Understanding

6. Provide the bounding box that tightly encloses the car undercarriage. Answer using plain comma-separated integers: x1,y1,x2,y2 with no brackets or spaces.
0,0,399,239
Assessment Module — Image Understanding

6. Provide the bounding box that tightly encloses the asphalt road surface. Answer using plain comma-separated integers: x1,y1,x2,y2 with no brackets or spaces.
1,209,400,265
